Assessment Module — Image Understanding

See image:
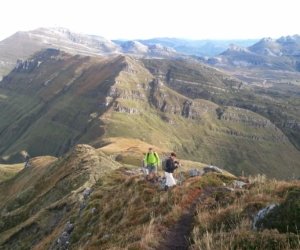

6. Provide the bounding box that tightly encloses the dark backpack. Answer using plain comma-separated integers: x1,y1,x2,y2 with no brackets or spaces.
161,158,168,171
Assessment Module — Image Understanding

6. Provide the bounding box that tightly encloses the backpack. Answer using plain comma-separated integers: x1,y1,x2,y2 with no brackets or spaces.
161,158,168,171
146,152,159,163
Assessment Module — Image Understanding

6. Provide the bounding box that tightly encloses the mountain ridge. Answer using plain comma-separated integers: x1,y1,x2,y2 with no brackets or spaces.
0,144,299,249
0,49,299,178
1,27,299,81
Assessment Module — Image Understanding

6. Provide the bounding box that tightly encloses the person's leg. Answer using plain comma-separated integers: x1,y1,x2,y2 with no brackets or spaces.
149,166,154,179
170,173,176,186
153,165,159,181
166,172,176,187
148,164,153,177
148,165,159,182
144,165,149,180
146,164,154,180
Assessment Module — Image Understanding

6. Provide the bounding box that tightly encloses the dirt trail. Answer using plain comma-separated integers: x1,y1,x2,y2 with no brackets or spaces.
157,189,211,250
158,204,197,250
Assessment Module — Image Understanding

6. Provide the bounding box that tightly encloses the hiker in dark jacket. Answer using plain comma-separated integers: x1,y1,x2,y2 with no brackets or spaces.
164,152,179,189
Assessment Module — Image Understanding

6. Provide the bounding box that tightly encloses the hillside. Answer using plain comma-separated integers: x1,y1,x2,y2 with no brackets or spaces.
0,49,125,161
103,69,300,178
0,145,299,249
0,144,121,249
0,49,299,178
142,57,300,149
199,37,300,150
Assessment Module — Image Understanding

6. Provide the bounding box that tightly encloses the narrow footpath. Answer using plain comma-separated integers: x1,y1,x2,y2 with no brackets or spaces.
157,189,210,250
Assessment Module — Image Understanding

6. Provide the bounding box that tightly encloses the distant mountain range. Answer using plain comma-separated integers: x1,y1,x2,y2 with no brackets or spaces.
115,37,259,57
1,27,300,80
0,27,178,79
0,27,259,79
207,35,300,71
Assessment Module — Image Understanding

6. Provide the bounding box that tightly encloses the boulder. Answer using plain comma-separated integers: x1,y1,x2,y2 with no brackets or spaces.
203,165,223,174
254,188,300,233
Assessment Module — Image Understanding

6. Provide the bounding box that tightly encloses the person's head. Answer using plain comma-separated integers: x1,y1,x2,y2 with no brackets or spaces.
170,152,176,159
148,147,153,153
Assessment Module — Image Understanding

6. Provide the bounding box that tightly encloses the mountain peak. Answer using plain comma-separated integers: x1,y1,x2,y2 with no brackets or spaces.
227,44,249,52
277,34,300,43
249,37,282,56
260,37,275,43
120,40,149,54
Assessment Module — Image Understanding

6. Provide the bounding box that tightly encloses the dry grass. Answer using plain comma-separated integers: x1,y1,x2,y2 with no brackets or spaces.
0,156,57,202
0,163,23,183
1,148,299,250
98,137,212,173
69,168,217,249
190,176,300,250
140,216,158,249
98,137,162,155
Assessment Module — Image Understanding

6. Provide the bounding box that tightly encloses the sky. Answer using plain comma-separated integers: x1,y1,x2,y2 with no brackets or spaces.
0,0,299,41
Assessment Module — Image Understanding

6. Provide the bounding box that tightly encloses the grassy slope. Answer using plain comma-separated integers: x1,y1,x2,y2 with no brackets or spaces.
0,52,125,160
0,144,299,249
0,163,23,183
36,167,300,249
33,167,235,249
100,58,300,178
105,110,300,178
0,53,299,178
142,58,300,152
0,145,120,249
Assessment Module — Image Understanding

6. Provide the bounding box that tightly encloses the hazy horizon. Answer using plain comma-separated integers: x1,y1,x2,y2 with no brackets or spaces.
1,26,268,42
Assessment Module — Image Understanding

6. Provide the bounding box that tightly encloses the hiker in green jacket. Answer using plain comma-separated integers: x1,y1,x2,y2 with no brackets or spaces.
144,147,160,181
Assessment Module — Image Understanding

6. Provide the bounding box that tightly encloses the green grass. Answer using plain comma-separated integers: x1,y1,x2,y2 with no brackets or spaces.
105,103,300,178
142,59,300,151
